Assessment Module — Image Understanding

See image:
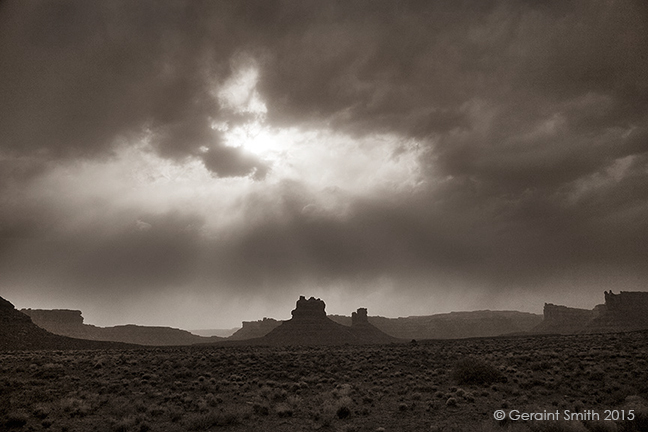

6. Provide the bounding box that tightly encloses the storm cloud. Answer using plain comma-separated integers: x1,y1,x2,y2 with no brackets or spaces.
1,0,647,328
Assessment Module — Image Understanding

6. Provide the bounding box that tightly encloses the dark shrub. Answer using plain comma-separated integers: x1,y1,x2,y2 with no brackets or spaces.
253,403,269,416
451,357,504,386
336,405,351,419
6,412,28,429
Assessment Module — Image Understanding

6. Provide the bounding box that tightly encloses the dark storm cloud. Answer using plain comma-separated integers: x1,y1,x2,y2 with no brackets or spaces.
0,0,268,177
251,0,648,290
202,145,268,180
1,0,647,320
2,0,645,177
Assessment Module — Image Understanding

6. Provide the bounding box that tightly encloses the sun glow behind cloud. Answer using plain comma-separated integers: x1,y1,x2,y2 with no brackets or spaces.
19,58,426,241
211,56,426,195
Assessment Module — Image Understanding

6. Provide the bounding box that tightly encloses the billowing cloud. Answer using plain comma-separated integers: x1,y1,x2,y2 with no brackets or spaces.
0,0,647,328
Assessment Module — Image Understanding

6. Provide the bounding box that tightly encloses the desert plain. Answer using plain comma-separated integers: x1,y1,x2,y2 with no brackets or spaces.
2,331,648,432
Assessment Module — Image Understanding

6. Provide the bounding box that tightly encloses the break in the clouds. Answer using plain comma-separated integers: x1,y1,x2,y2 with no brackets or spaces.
1,0,647,329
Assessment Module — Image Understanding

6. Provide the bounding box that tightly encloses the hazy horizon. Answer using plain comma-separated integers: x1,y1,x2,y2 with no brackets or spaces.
1,1,647,330
13,294,551,331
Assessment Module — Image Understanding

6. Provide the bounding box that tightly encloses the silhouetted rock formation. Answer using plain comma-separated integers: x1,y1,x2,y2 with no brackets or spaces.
228,318,281,340
1,297,134,351
330,310,542,340
348,308,397,343
531,291,648,335
20,309,90,339
352,308,368,325
243,296,401,346
584,291,648,333
24,308,84,326
22,308,224,346
532,304,601,335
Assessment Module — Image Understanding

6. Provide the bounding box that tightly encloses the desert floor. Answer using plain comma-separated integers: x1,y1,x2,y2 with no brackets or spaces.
2,332,648,431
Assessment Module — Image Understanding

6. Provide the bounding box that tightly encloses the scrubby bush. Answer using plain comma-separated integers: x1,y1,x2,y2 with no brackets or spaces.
337,405,351,419
5,411,28,429
275,403,293,418
451,357,505,386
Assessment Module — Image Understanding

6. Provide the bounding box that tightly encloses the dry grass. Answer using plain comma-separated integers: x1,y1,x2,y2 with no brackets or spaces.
1,331,647,430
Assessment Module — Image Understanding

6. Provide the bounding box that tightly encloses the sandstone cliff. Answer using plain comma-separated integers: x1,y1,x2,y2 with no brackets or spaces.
584,291,648,333
21,308,224,346
1,297,134,351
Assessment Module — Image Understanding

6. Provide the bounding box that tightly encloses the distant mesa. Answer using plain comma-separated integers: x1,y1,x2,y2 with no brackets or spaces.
532,304,601,335
0,296,134,351
191,328,240,338
20,309,86,337
532,290,648,335
227,301,543,342
21,308,224,346
585,290,648,333
10,290,647,350
329,310,542,340
228,317,281,340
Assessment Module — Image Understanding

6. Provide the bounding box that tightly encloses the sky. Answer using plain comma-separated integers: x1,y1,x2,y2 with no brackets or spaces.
1,0,647,330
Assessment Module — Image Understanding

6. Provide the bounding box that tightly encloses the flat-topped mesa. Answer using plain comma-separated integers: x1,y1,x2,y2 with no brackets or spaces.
604,290,648,313
532,303,600,335
21,309,89,339
228,318,281,340
351,308,369,326
1,296,135,351
21,309,85,327
20,307,224,346
291,296,327,320
584,290,648,333
542,303,598,322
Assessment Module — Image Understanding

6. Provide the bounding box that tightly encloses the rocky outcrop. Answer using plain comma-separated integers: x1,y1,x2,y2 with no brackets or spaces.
21,308,224,346
330,310,543,340
21,309,92,339
352,308,368,325
1,297,134,351
246,297,401,346
584,291,648,333
531,291,648,335
292,296,327,319
228,318,281,340
348,308,397,343
532,304,601,335
22,309,84,326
